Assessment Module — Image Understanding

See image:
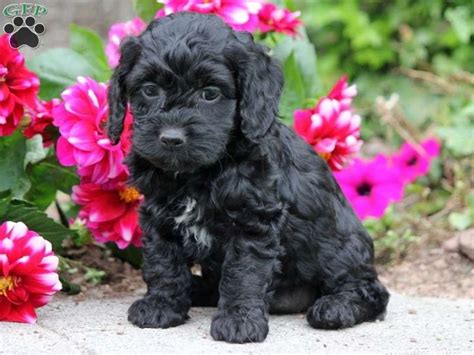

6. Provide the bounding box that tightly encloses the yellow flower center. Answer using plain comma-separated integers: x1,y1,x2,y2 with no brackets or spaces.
318,152,331,161
0,276,16,296
119,186,141,203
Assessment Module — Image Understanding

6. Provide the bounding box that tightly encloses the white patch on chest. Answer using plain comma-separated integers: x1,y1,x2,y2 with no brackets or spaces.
174,197,212,250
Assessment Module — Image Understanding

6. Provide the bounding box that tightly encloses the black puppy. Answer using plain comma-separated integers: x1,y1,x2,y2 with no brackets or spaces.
107,12,389,343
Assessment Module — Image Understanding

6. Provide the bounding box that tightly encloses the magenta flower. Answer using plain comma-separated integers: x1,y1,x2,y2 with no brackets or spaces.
52,77,132,184
72,177,142,249
0,34,40,136
391,138,441,183
0,221,61,324
23,99,61,147
294,76,362,171
257,3,301,36
105,17,147,68
162,0,262,32
334,155,404,220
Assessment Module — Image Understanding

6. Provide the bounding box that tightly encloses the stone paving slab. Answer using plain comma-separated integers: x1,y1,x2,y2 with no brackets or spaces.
0,293,473,354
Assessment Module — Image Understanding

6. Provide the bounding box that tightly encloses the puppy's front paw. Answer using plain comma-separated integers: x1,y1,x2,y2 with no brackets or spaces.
210,309,269,343
128,297,186,329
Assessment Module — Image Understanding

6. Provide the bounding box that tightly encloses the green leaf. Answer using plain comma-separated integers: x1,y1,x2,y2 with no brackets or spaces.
448,212,471,231
283,0,297,12
70,24,111,81
437,127,474,156
107,243,143,268
59,276,81,295
25,160,79,210
445,6,472,43
84,268,107,285
0,190,12,218
4,200,73,251
133,0,163,22
272,28,319,98
28,48,101,100
0,132,30,198
24,134,48,167
279,52,306,123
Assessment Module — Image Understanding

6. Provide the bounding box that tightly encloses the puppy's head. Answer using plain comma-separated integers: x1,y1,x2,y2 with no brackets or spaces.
108,12,283,173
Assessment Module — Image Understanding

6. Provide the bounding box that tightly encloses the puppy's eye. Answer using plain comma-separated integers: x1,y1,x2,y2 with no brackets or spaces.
201,87,221,102
142,84,160,97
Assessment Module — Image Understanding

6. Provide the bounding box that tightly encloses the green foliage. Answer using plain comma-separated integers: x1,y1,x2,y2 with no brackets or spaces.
445,6,473,43
0,197,73,252
296,0,473,84
28,48,100,100
69,218,92,247
107,243,143,268
84,268,107,285
437,102,474,156
28,26,110,100
272,29,319,122
364,207,419,263
448,211,471,231
0,134,77,253
133,0,163,22
70,24,111,81
0,132,29,197
25,160,79,210
279,53,306,122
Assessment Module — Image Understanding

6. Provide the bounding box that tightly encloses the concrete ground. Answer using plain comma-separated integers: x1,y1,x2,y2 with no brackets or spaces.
0,293,472,354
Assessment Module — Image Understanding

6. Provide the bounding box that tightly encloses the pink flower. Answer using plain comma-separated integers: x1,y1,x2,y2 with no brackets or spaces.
162,0,262,32
334,155,404,220
72,177,142,249
326,75,357,110
391,138,441,183
294,76,362,171
0,221,61,324
105,17,147,68
0,34,40,136
53,77,132,185
257,3,301,36
23,99,61,147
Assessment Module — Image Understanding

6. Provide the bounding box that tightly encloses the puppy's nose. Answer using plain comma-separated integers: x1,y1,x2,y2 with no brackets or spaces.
159,128,186,148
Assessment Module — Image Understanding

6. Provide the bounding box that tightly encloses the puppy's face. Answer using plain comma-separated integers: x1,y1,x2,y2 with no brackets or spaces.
127,52,237,172
108,12,283,173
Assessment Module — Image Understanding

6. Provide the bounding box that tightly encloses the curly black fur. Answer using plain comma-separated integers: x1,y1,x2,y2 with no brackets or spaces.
107,12,389,344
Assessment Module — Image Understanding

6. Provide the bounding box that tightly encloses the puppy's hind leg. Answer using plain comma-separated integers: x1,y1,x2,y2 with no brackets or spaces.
306,278,389,329
306,233,389,329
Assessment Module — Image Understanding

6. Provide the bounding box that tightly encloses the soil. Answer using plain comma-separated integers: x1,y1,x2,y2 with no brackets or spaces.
64,242,473,301
378,248,473,299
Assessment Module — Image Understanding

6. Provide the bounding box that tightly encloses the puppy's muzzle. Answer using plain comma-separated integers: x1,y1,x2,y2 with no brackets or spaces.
159,128,187,148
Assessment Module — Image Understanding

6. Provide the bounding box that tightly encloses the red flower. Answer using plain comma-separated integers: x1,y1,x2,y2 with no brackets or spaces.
391,138,441,183
23,99,61,147
72,177,142,249
52,77,132,184
334,155,404,220
0,105,23,137
294,76,361,171
0,221,61,324
257,3,301,36
0,34,39,136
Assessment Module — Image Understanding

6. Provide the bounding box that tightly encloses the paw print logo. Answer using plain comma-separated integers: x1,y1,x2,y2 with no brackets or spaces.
3,16,45,49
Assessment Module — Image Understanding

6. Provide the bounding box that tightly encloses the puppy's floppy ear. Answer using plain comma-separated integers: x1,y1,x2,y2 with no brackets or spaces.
232,32,284,142
107,36,141,144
